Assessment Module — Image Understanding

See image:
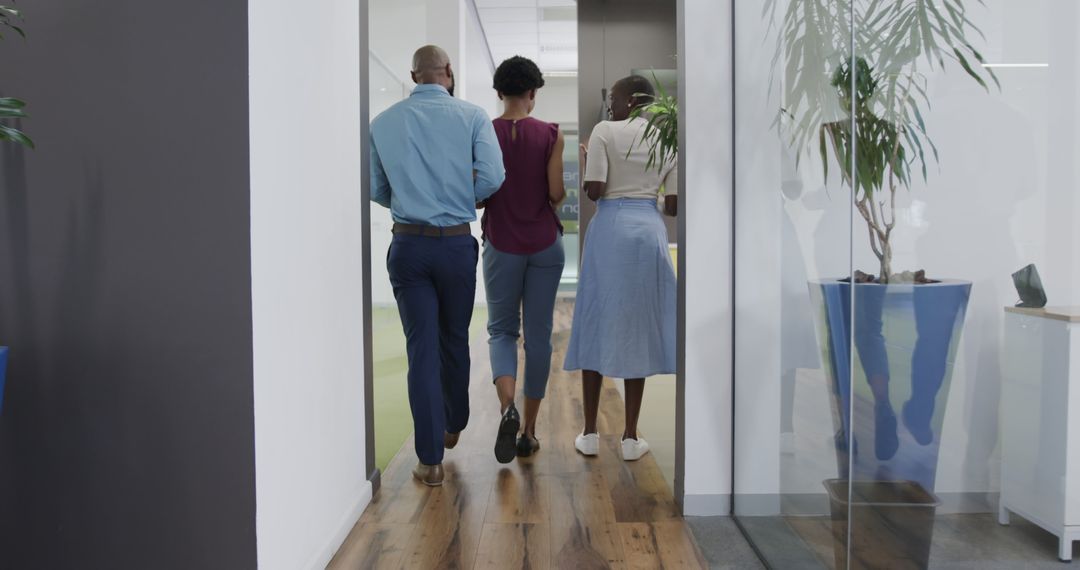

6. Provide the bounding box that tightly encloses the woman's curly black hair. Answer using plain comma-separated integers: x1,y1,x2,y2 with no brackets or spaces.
493,56,545,96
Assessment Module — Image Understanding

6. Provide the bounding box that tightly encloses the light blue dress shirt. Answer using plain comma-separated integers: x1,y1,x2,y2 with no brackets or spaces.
370,84,505,226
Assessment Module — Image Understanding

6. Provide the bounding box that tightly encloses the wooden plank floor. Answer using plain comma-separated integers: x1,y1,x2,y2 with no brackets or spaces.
329,299,706,569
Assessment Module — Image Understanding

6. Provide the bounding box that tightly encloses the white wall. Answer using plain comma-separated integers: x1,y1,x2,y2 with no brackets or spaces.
427,0,467,96
533,76,580,128
465,6,498,119
463,1,499,298
731,0,787,514
462,0,498,289
680,0,735,516
249,0,369,568
370,0,427,77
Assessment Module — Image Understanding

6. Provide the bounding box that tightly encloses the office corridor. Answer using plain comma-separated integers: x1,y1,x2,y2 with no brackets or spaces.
329,299,706,569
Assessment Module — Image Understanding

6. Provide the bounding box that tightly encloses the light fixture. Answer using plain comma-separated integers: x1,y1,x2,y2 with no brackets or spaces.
981,63,1049,69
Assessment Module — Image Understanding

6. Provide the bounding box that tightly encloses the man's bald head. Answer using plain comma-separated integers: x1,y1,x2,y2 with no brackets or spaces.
412,45,453,86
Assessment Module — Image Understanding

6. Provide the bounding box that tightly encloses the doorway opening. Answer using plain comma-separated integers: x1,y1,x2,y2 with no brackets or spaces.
365,0,681,496
331,1,706,566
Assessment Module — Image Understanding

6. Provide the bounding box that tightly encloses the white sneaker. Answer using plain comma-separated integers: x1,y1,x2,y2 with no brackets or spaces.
575,432,599,456
621,437,650,461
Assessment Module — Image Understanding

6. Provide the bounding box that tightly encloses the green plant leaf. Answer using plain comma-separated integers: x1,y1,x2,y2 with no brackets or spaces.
0,4,33,146
627,72,678,174
0,4,25,38
952,47,988,90
0,97,27,109
0,106,27,118
777,0,997,201
0,124,34,148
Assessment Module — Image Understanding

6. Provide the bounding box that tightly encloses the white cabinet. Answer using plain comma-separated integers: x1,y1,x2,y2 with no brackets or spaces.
999,306,1080,562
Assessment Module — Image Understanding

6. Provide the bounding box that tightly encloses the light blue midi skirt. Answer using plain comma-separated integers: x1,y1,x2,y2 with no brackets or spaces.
564,198,676,378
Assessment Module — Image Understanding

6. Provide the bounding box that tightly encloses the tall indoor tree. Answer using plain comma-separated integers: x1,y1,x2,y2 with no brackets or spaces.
767,0,997,282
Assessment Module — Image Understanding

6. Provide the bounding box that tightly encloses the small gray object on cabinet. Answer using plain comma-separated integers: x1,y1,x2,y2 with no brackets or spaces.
1012,263,1048,308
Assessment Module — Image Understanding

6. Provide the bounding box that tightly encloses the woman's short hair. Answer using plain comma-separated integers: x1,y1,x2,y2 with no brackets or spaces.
493,56,545,96
620,75,655,103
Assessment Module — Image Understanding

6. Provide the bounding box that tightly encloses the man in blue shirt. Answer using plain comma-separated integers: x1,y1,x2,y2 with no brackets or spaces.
371,45,505,486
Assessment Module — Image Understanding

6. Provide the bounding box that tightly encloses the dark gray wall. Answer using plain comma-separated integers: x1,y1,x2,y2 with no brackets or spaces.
0,1,256,568
578,0,678,241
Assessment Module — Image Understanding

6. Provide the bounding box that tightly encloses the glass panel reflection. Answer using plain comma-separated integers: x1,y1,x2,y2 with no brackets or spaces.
735,0,1078,568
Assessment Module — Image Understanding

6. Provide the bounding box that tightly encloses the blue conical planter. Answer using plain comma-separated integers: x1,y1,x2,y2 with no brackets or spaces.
810,279,971,492
0,346,7,414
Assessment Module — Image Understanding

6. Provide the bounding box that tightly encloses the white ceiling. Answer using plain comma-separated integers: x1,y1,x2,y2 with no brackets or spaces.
474,0,578,73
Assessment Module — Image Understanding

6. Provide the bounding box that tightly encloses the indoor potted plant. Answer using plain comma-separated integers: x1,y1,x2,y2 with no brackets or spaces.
0,3,33,412
629,74,677,175
768,1,997,566
629,73,679,268
630,72,678,219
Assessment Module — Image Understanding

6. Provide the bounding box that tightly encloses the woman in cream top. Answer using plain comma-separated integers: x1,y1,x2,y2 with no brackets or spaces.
564,75,678,462
583,115,677,204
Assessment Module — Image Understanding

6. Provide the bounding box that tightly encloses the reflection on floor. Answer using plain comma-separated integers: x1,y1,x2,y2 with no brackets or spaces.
331,299,706,569
739,512,1077,569
755,365,1072,568
781,368,837,500
779,366,998,513
687,517,766,570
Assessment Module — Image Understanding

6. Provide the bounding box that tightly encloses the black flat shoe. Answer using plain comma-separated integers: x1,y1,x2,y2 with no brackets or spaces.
516,434,540,457
495,403,520,464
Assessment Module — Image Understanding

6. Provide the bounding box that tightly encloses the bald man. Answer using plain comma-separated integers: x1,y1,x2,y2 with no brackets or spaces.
371,45,505,486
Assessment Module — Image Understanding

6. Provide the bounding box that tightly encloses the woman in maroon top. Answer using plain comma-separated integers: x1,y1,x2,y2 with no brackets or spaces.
482,56,566,463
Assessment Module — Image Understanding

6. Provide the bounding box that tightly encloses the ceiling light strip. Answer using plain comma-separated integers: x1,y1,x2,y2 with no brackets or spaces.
981,63,1049,68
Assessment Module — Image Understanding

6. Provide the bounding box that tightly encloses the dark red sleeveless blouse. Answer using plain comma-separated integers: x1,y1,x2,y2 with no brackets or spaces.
481,117,563,255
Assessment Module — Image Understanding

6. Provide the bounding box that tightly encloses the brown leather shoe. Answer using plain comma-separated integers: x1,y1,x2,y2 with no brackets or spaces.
412,462,444,487
444,431,460,449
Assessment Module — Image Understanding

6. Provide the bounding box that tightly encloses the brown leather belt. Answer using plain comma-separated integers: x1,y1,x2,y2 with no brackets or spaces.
392,222,471,237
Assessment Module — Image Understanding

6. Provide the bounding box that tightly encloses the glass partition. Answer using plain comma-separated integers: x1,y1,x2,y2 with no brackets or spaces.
733,2,855,566
367,51,414,471
735,1,1079,567
559,130,581,292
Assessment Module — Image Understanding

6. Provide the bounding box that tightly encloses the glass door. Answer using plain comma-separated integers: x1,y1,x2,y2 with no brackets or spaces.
734,1,1080,568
